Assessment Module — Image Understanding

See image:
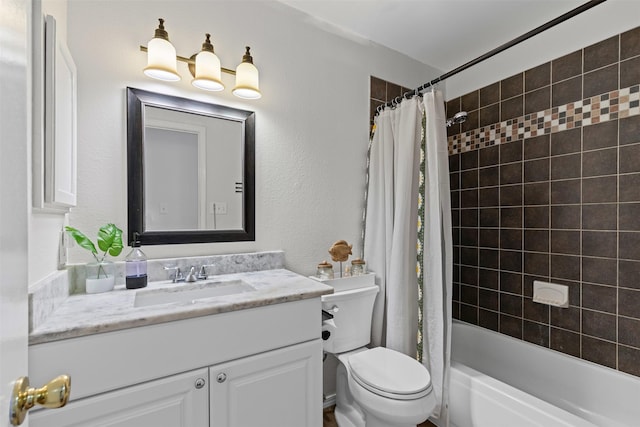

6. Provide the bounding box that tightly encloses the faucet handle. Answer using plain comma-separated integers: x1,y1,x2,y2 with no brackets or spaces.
197,266,208,280
163,266,184,283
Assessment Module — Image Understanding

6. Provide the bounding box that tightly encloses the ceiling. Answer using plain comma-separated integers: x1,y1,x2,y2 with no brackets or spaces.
279,0,587,72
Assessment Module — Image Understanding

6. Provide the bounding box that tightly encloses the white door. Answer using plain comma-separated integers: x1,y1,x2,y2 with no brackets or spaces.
210,340,323,427
0,0,30,426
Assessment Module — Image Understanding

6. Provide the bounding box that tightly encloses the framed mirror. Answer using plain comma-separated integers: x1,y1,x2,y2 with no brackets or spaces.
127,87,255,245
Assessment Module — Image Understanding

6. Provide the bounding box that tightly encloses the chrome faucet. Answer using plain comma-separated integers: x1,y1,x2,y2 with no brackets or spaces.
164,264,213,283
185,266,198,282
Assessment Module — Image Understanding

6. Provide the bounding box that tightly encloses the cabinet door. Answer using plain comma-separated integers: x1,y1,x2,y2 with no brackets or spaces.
30,368,209,427
210,339,322,427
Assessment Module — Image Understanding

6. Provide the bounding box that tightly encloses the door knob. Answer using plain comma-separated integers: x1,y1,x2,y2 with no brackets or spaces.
10,375,71,426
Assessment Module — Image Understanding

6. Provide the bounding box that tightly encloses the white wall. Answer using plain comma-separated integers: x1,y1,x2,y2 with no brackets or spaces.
64,0,439,275
445,0,640,99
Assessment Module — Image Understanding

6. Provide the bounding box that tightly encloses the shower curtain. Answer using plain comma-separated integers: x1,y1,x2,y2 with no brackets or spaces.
364,91,452,422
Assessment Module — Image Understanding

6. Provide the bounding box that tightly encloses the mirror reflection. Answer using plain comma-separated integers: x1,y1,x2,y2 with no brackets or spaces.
144,106,243,231
127,87,255,245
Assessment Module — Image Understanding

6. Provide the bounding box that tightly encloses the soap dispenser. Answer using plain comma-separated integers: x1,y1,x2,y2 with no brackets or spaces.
125,239,147,289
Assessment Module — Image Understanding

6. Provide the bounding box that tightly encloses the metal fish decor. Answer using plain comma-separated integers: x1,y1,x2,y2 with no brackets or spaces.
328,240,352,263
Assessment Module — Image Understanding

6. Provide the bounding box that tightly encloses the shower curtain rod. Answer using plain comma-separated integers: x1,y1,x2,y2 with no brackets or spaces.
375,0,607,115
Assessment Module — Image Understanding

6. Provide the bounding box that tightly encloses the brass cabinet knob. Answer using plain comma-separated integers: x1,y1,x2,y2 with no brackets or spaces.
10,375,71,425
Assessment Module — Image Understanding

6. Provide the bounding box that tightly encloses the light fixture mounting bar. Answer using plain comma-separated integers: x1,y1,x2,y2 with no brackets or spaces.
139,45,236,75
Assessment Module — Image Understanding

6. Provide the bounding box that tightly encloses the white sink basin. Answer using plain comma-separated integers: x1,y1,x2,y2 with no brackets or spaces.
134,280,257,307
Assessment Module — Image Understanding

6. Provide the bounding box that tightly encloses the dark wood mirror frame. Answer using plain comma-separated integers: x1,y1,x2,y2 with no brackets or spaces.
126,87,255,245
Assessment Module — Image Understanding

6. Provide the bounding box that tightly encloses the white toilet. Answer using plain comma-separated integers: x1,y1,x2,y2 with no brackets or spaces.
321,279,436,427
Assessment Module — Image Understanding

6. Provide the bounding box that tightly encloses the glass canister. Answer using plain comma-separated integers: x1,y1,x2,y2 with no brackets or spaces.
351,258,366,276
316,261,334,280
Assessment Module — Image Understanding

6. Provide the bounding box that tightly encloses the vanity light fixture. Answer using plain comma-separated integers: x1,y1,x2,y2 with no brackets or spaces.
191,34,224,91
232,46,261,99
143,19,180,81
140,18,261,99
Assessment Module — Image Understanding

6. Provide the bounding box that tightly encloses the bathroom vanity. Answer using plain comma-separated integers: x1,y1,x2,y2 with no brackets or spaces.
28,266,332,426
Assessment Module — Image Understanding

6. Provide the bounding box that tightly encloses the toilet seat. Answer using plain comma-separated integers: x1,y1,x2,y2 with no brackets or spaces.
347,347,432,400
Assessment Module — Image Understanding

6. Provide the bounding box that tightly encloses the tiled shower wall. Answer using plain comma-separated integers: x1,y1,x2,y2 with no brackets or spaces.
448,26,640,377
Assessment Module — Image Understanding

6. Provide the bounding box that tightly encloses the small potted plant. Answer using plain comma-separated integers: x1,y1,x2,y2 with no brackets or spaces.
65,223,123,294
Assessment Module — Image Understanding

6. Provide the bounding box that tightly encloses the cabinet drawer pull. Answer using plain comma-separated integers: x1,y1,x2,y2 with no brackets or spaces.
195,378,206,389
216,373,227,383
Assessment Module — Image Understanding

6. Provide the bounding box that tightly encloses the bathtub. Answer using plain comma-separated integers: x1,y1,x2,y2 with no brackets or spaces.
438,320,640,427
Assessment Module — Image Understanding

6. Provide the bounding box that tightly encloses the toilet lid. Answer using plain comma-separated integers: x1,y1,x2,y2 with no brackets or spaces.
347,347,432,399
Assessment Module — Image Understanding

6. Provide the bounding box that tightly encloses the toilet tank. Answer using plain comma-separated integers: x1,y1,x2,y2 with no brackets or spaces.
322,285,379,354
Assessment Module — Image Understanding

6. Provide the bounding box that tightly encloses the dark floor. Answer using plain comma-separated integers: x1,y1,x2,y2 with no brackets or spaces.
323,406,436,427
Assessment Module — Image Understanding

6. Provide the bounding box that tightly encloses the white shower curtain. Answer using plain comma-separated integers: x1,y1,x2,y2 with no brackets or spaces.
421,90,453,422
365,97,422,355
364,90,452,423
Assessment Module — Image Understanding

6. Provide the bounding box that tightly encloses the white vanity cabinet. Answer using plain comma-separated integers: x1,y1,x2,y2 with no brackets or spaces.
28,297,324,427
30,368,210,427
210,340,321,427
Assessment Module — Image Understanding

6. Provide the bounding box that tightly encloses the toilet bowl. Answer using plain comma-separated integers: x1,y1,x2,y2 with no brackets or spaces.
335,348,436,427
320,277,435,427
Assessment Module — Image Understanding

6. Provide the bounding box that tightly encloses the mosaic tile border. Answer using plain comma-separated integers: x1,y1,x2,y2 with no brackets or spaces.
448,84,640,155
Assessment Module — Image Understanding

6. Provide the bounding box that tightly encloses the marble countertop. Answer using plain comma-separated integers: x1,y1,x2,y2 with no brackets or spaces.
29,269,333,345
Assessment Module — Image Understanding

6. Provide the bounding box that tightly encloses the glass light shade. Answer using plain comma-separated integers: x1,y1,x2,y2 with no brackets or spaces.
192,50,224,91
144,37,180,81
233,61,261,99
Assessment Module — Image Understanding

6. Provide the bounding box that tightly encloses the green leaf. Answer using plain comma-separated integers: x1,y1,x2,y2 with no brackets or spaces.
65,226,97,254
97,223,124,257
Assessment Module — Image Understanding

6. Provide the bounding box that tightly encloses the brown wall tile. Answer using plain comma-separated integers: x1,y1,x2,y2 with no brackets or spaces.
621,26,640,60
524,230,549,252
584,35,619,72
582,336,616,369
500,140,523,163
551,205,580,229
582,283,617,313
551,128,581,155
582,176,616,203
551,180,580,204
552,76,582,107
524,206,549,228
523,320,550,346
526,62,551,92
582,204,617,230
524,135,550,159
550,327,580,357
551,153,581,180
583,64,619,98
619,346,640,376
501,73,524,99
480,82,500,107
525,87,551,114
370,76,386,101
582,257,617,286
620,115,640,146
461,90,479,112
480,104,500,127
582,148,617,177
583,120,618,150
582,309,616,341
619,260,640,289
501,95,523,121
621,56,640,89
500,314,523,339
553,50,582,82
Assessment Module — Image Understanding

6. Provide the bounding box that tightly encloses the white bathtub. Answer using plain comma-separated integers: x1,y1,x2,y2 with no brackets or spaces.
441,320,640,427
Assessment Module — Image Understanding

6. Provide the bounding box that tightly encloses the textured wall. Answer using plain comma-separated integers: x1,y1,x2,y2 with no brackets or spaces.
65,1,438,275
448,26,640,377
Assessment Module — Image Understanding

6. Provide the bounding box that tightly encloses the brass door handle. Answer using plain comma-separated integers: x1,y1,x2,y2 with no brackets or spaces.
10,375,71,426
